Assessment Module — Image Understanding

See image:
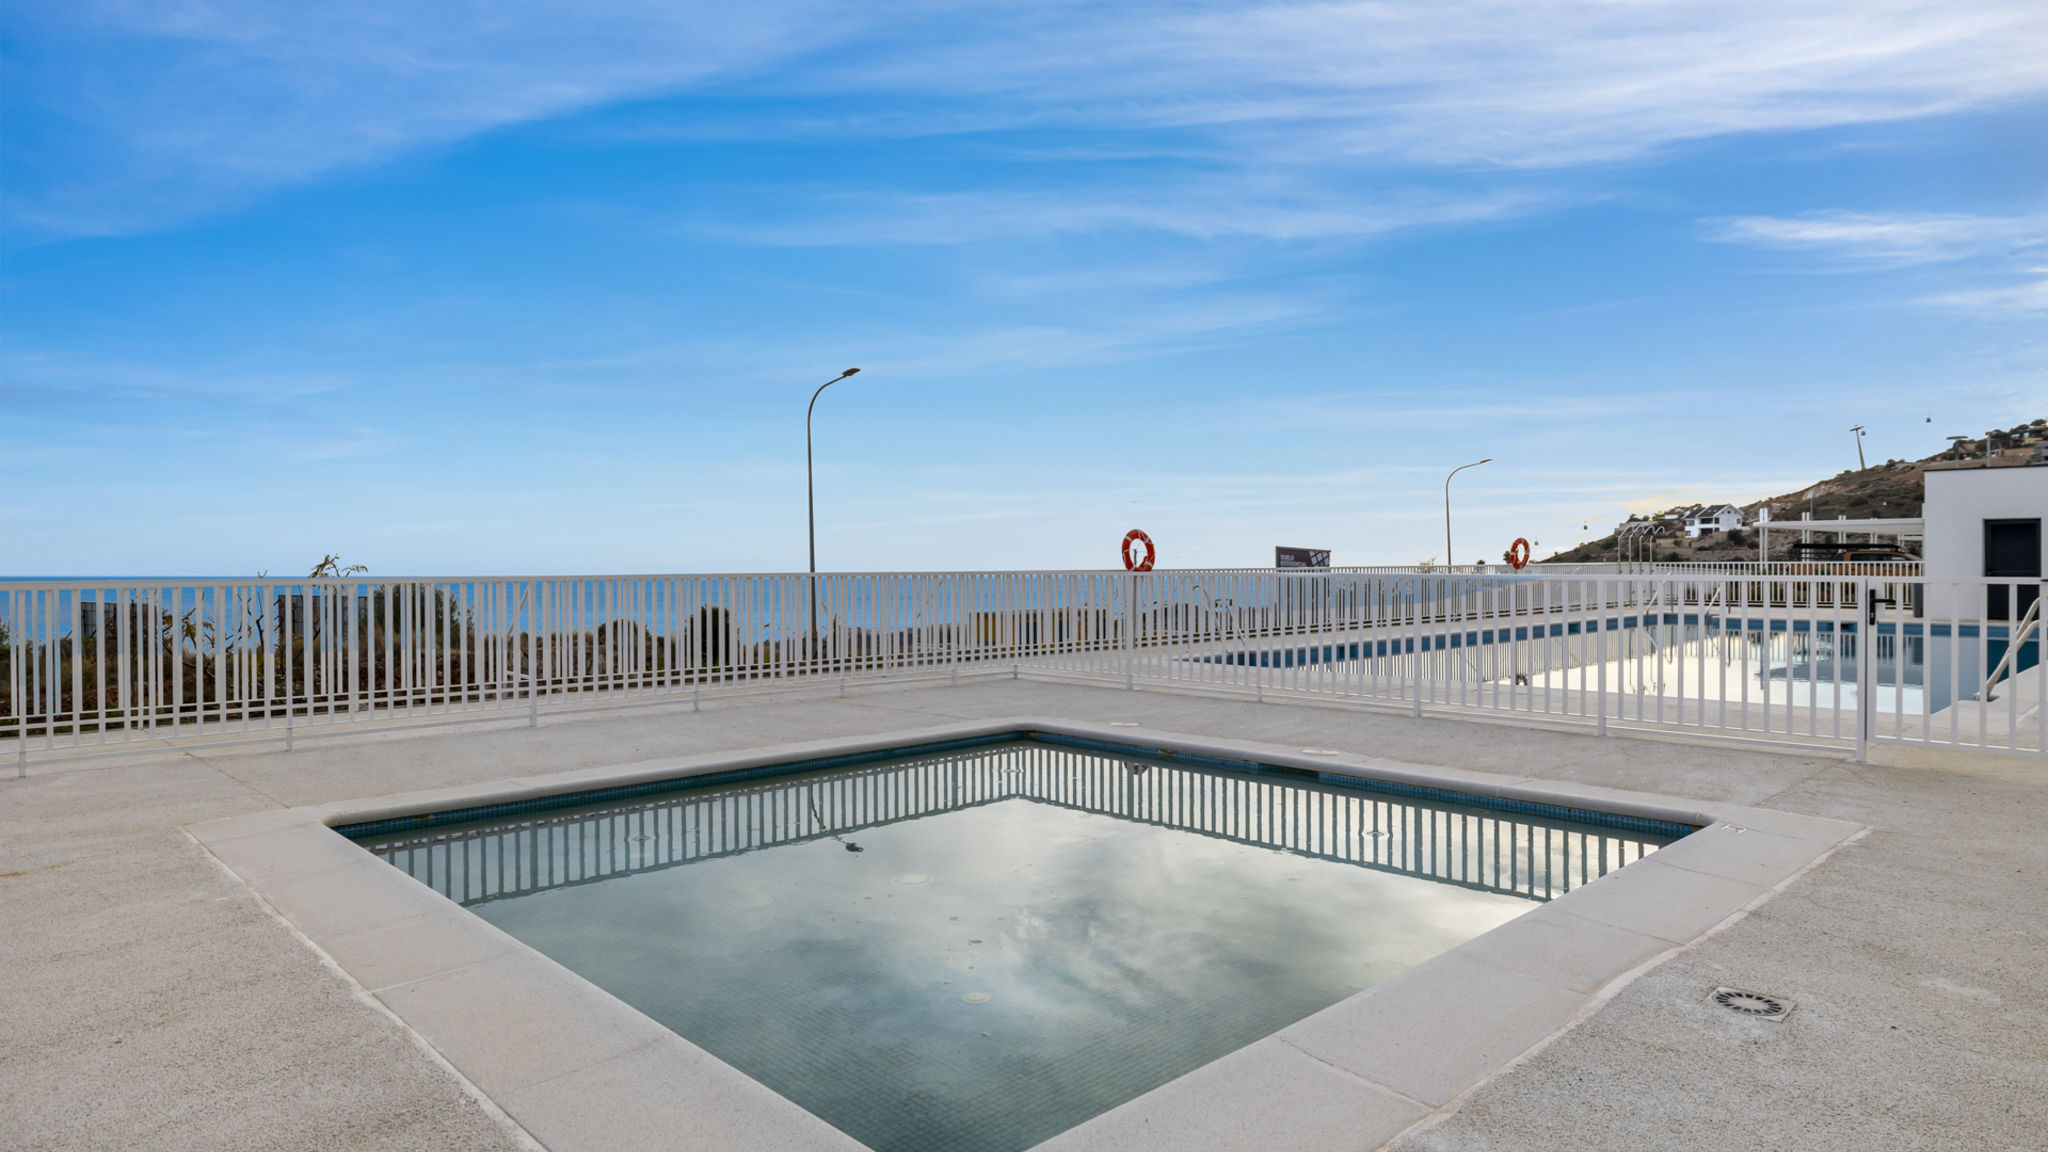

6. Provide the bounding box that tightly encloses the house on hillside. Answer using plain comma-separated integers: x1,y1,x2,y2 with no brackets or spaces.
1684,504,1745,537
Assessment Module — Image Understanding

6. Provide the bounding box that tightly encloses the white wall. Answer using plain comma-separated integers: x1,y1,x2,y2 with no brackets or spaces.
1922,467,2047,619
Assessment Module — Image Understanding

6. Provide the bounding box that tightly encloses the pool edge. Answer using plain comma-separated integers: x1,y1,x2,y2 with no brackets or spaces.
185,717,1864,1152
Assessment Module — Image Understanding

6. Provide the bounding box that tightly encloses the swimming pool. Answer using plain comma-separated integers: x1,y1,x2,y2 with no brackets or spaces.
352,738,1682,1152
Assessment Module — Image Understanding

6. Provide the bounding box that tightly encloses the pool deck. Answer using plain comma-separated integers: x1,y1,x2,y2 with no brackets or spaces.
4,679,2044,1151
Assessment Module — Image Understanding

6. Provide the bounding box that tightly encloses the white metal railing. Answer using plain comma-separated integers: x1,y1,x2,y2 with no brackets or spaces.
4,566,2034,771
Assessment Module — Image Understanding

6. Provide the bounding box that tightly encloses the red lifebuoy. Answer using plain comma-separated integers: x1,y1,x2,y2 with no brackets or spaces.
1507,537,1532,570
1121,529,1156,572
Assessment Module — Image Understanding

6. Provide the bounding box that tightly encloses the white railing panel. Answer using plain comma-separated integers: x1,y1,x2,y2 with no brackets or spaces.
4,568,2034,770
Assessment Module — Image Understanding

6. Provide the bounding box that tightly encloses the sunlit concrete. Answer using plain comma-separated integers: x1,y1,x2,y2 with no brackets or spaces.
3,679,2042,1151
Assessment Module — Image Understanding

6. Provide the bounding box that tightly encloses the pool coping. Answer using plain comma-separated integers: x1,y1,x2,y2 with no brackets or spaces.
184,716,1865,1152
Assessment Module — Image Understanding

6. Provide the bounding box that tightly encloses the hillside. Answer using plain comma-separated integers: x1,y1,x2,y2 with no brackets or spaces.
1543,417,2045,563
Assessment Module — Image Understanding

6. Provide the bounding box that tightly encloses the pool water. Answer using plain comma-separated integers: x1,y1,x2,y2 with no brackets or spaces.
359,742,1673,1152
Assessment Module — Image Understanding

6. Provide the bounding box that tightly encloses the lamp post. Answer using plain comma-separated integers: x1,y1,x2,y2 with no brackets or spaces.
1850,425,1866,471
1444,458,1492,569
807,368,860,652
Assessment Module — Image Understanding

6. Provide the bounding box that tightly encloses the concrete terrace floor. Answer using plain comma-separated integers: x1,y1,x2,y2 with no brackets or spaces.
3,679,2043,1152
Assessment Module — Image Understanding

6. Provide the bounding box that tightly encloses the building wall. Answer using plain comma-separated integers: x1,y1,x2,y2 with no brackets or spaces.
1922,467,2047,618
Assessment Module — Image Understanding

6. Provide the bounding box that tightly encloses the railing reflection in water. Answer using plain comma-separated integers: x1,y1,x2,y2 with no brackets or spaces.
362,744,1677,907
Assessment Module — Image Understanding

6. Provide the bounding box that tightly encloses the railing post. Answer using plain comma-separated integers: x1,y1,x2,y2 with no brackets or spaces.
1411,577,1423,719
1855,576,1873,763
527,583,541,728
1596,578,1608,737
1124,573,1136,691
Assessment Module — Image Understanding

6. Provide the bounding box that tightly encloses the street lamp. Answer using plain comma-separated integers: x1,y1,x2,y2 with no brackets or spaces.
807,368,860,650
1850,425,1866,471
1444,458,1491,568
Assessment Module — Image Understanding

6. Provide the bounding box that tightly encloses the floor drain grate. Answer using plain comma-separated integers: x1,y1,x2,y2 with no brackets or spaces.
1711,987,1792,1021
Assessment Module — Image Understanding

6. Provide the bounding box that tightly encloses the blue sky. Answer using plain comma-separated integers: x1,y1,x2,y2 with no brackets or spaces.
3,1,2044,576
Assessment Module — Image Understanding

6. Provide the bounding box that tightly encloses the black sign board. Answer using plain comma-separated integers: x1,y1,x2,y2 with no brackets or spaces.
1275,546,1330,569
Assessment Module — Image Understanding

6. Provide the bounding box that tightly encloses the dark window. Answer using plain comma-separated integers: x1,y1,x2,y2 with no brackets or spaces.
1984,518,2041,621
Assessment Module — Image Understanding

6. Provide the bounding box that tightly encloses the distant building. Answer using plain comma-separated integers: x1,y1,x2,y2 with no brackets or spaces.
1683,504,1745,538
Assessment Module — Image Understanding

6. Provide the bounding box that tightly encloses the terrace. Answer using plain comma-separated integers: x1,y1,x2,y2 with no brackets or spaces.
2,562,2042,1151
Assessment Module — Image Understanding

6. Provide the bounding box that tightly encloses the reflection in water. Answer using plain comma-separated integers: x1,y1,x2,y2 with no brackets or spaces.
360,743,1674,1152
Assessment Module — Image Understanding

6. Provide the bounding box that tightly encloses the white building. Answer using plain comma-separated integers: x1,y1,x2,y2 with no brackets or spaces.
1922,463,2046,621
1684,504,1745,537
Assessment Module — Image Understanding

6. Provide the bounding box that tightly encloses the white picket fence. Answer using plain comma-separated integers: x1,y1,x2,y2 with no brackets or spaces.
4,565,2039,771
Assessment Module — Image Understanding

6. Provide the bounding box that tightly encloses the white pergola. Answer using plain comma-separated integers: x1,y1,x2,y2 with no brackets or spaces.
1755,510,1924,559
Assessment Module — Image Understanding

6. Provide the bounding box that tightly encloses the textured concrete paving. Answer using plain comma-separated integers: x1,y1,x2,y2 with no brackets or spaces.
3,679,2043,1150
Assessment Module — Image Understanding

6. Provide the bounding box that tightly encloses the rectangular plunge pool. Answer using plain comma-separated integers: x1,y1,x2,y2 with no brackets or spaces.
351,739,1684,1152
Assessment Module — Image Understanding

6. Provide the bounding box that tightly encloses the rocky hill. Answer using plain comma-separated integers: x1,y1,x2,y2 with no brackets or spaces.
1543,417,2045,563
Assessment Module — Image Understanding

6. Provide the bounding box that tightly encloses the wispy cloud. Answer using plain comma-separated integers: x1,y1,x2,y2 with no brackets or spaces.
1705,210,2046,269
691,183,1548,246
4,0,857,235
1705,210,2048,317
1919,272,2048,312
862,289,1341,379
1244,391,1636,432
819,1,2048,168
289,428,405,461
8,1,2046,236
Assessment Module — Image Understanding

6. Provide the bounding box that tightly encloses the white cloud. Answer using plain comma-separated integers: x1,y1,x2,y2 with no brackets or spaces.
1246,391,1634,431
857,289,1340,379
5,0,857,234
825,1,2048,168
8,1,2046,235
1706,211,2046,268
1706,211,2048,314
1920,272,2048,312
290,428,404,461
693,183,1548,246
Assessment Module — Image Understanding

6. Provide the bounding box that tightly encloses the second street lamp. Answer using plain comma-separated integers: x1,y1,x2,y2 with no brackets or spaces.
807,368,860,654
1444,458,1492,568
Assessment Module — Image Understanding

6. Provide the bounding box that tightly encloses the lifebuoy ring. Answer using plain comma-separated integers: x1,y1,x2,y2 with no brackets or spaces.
1122,529,1156,572
1507,537,1531,570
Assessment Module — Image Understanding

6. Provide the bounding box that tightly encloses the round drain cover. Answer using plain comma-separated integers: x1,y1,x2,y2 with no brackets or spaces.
1711,988,1790,1019
893,874,933,886
962,992,991,1004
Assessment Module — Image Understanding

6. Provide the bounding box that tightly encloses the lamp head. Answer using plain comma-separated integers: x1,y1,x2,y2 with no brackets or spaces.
842,367,861,377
